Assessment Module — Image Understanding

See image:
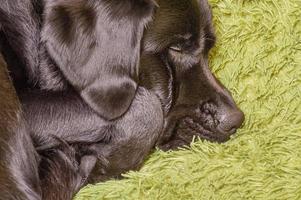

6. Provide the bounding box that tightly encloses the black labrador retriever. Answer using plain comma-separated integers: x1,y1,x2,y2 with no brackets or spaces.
0,0,244,199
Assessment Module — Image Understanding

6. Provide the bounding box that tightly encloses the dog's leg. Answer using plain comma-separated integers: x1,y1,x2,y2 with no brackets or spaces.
0,54,41,200
39,143,97,200
21,87,163,197
88,88,164,182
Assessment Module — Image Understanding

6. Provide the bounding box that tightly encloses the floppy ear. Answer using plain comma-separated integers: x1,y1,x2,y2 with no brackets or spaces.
42,0,156,120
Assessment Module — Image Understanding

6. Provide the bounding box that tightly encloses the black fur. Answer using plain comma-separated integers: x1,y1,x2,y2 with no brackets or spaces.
0,0,157,199
0,0,245,199
0,54,41,200
42,0,156,120
39,141,97,200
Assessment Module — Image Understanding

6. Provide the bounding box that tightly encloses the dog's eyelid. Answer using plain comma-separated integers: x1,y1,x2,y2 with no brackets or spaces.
169,45,182,52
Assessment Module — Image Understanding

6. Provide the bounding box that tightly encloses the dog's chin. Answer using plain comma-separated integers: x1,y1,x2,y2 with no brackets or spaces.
159,116,231,151
176,117,231,143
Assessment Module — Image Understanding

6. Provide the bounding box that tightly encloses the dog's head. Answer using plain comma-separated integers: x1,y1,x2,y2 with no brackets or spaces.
140,0,244,149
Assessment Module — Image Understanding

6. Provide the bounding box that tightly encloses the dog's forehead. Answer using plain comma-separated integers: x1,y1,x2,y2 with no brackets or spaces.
156,0,201,33
143,0,212,52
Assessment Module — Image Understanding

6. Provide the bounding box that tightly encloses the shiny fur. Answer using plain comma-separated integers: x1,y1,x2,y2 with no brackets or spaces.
0,0,244,199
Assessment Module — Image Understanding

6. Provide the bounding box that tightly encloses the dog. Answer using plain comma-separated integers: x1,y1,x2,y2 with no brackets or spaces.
0,0,156,199
0,0,245,199
23,0,245,198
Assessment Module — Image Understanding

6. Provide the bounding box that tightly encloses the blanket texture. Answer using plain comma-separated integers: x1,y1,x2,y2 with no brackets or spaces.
76,0,301,199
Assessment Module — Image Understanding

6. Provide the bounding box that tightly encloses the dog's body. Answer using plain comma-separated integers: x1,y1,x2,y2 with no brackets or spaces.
20,87,163,199
0,54,42,200
0,0,244,199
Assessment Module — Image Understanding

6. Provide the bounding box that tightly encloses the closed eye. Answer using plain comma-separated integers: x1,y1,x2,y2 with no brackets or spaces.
169,45,182,52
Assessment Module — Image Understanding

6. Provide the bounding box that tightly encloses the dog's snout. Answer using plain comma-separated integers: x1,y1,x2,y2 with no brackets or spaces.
217,108,244,135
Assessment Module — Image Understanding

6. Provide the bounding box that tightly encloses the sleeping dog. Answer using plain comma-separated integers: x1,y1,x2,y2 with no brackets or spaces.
0,0,244,199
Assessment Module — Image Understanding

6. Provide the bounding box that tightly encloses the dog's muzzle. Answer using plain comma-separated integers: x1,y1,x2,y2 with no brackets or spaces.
176,101,244,143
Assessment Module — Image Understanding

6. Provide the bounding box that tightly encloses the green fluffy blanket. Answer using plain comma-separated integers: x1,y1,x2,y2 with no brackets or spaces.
76,0,301,199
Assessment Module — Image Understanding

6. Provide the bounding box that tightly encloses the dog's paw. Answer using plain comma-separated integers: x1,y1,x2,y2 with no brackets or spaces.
39,142,98,199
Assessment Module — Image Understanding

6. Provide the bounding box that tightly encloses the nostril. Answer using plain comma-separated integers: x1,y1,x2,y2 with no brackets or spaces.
217,109,245,134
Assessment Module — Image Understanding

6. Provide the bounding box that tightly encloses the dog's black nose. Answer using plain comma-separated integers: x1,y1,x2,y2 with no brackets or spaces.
217,109,245,135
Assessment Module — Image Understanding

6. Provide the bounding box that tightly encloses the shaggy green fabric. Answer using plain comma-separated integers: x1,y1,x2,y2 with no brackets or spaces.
76,0,301,199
